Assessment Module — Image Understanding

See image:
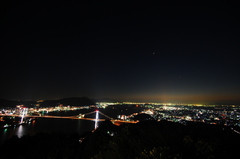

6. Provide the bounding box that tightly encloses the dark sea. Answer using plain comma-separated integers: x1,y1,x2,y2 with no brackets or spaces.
0,105,144,144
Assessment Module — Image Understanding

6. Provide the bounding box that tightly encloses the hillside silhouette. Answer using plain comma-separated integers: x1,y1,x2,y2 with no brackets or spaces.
0,97,95,108
1,120,239,159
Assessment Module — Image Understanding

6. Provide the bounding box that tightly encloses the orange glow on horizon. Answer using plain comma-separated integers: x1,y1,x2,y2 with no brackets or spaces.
118,93,240,104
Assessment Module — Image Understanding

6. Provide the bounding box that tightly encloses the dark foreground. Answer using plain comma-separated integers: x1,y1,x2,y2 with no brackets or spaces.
0,120,239,159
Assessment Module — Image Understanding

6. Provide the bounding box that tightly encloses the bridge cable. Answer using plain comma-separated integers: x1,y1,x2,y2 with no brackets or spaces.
98,111,113,120
82,111,96,116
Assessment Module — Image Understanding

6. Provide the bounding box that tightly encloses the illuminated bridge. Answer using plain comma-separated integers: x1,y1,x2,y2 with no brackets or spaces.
1,109,137,128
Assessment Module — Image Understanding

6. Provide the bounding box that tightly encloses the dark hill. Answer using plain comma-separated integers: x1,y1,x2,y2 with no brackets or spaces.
41,97,95,107
0,97,95,108
0,99,36,108
81,120,240,159
92,98,120,103
58,97,95,106
1,120,240,159
0,99,18,108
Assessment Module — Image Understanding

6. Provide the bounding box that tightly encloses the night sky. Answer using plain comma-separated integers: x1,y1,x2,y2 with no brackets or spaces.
1,0,240,104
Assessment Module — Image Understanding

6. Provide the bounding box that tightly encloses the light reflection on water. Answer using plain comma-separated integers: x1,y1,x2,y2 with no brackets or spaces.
16,125,24,138
0,129,8,143
0,118,96,144
77,120,81,132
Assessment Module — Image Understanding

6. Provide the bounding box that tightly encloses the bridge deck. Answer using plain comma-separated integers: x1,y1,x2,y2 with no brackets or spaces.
0,114,137,123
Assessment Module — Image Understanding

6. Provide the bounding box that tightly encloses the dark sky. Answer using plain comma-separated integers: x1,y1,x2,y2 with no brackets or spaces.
1,0,240,104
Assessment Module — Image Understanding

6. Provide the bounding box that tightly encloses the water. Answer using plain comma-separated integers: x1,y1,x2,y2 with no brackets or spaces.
0,118,95,144
0,105,144,144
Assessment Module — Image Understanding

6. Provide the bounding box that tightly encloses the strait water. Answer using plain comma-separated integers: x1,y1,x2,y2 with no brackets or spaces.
0,105,144,144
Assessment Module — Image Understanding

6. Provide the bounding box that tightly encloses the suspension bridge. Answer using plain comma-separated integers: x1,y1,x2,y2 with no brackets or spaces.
1,109,137,128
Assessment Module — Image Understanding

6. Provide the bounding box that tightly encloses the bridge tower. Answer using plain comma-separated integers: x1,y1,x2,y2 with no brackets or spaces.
94,110,99,129
20,107,28,124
